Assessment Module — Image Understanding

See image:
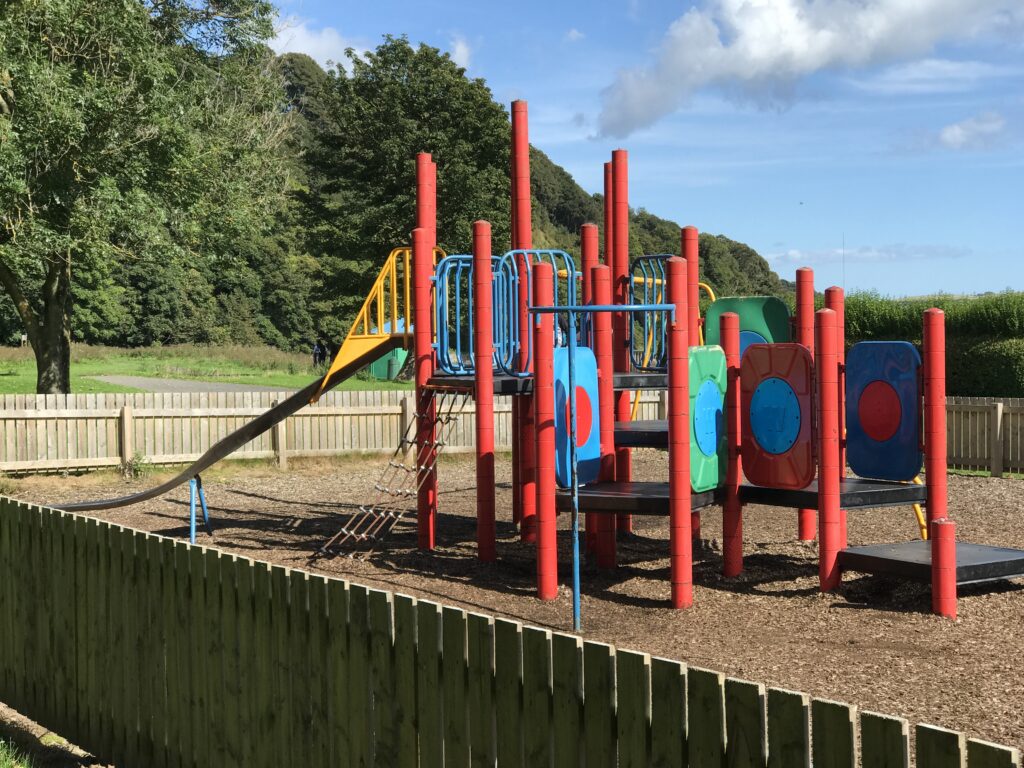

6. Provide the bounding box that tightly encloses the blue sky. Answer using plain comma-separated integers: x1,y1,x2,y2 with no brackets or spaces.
270,1,1024,297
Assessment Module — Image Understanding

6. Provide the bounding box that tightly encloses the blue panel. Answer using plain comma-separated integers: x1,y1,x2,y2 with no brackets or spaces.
750,377,801,455
846,341,922,481
693,379,724,458
739,330,767,358
554,347,602,488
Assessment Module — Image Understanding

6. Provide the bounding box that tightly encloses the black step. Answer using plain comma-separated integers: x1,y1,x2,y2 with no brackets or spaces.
740,478,926,510
556,481,720,515
838,540,1024,585
614,419,669,448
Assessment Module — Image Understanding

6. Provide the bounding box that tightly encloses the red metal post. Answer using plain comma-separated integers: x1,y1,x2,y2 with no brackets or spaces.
683,226,700,348
931,518,957,619
413,225,436,550
473,221,496,562
667,256,692,608
825,286,847,549
512,100,536,543
816,308,841,591
603,162,614,266
581,224,599,551
416,153,437,242
924,308,947,527
510,113,520,528
796,266,816,541
592,265,617,569
612,149,633,532
581,224,598,306
721,312,743,577
533,262,558,600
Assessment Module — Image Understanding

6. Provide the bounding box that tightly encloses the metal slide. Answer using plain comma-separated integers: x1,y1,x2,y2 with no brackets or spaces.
57,341,401,513
57,246,427,513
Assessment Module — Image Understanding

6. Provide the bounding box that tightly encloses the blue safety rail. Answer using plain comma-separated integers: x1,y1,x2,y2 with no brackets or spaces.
494,250,579,377
433,254,512,375
629,254,672,372
433,249,579,377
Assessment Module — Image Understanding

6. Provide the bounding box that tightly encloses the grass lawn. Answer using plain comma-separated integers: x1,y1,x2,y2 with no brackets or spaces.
0,344,413,394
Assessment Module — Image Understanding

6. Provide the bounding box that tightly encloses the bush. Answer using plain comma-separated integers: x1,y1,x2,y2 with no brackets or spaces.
947,336,1024,397
845,291,1024,340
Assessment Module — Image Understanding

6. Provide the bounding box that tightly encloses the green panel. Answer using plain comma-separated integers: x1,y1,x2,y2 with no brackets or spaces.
966,738,1021,768
861,711,909,768
706,296,792,346
812,698,857,768
583,642,616,768
725,678,767,768
616,650,651,768
551,633,582,768
689,345,728,492
494,619,524,768
649,657,686,768
767,688,810,768
916,724,965,768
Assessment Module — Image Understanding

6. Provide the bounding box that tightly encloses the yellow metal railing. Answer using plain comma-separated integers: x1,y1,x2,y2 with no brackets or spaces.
313,246,444,402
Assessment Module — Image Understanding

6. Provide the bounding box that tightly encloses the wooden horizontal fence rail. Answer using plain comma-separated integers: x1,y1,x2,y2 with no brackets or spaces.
1,391,1021,476
0,497,1018,767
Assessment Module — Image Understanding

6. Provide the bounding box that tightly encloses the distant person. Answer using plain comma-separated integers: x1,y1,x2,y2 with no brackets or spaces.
318,339,329,366
312,340,323,368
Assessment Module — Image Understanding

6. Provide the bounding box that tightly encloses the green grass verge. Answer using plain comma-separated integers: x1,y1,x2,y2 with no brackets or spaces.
0,740,31,768
0,344,413,394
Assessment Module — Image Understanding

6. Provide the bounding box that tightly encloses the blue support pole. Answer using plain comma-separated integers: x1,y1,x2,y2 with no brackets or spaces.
188,477,197,545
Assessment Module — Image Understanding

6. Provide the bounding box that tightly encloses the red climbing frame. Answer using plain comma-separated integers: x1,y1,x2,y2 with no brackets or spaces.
612,149,633,533
816,308,841,592
721,312,743,577
414,153,437,551
667,256,692,608
795,266,816,541
592,264,617,569
533,262,557,600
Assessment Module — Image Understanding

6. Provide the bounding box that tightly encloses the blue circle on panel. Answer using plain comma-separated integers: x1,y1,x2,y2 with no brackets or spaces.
750,377,801,455
739,330,768,358
693,380,724,457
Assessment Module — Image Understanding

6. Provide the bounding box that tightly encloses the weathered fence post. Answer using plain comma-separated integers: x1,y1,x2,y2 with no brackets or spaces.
119,405,134,466
991,401,1004,478
657,390,668,420
400,393,414,460
272,401,287,470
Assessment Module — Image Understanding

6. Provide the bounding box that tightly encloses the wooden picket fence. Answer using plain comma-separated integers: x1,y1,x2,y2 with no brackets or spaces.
0,390,1020,476
0,496,1019,767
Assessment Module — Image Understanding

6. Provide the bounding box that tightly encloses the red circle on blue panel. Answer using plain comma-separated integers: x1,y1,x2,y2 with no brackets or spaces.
749,377,801,455
564,386,593,445
858,380,901,442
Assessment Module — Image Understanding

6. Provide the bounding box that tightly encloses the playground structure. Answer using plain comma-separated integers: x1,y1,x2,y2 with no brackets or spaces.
58,100,1024,625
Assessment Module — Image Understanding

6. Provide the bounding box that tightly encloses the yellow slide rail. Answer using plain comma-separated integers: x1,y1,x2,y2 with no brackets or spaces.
313,246,445,402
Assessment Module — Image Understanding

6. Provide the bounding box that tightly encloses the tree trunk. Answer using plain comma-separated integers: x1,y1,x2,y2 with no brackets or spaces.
34,252,73,394
33,320,71,394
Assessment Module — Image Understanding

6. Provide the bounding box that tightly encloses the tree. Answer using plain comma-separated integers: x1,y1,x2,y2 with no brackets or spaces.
0,0,287,392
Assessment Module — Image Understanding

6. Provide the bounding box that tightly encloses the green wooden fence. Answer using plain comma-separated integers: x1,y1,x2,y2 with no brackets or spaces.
0,496,1019,767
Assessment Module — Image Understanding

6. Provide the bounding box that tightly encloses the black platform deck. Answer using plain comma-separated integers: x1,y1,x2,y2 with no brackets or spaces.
614,419,669,448
426,371,668,395
555,482,719,515
838,541,1024,585
740,478,926,510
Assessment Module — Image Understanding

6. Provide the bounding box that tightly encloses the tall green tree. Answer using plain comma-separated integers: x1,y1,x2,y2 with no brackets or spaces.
0,0,288,391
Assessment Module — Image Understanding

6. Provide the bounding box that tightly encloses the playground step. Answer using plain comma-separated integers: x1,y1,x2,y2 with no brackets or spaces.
556,481,720,515
838,541,1024,585
740,477,926,510
426,371,669,395
614,419,669,448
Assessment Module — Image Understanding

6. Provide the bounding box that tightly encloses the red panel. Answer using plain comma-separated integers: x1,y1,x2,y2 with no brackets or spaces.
740,344,815,490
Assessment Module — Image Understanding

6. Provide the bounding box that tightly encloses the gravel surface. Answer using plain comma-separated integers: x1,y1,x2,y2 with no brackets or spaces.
11,453,1024,752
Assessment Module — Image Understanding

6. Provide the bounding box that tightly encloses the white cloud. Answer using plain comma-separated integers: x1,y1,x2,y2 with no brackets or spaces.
598,0,1023,137
270,17,360,69
938,111,1006,150
851,58,1019,95
450,35,472,69
768,243,970,265
565,28,585,43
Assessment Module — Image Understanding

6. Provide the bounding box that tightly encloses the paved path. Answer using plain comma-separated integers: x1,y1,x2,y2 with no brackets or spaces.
90,375,293,393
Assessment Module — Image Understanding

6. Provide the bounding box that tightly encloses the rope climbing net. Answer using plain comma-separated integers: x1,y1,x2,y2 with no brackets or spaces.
319,388,472,557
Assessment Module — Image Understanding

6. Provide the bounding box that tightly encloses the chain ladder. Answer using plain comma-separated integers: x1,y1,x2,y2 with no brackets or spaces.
319,388,472,556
